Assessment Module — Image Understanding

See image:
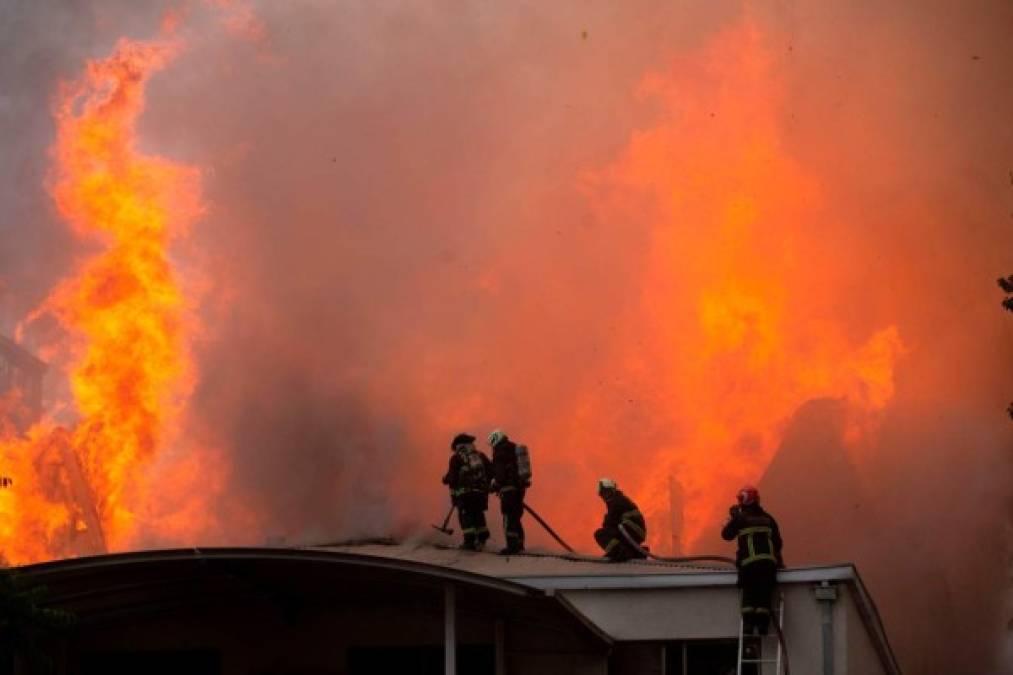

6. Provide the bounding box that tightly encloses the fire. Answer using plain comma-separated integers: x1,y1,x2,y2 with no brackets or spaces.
1,11,908,564
0,36,204,564
567,20,905,552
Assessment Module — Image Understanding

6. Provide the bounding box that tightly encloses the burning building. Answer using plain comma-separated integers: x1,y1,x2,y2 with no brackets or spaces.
17,541,899,675
0,334,46,429
0,334,106,560
2,3,1011,672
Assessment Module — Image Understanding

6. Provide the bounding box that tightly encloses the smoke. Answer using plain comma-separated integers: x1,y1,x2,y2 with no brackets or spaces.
1,1,1011,672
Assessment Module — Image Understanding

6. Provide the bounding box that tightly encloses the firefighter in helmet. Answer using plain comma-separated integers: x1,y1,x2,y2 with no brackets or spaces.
999,275,1013,418
488,429,527,554
593,478,648,561
442,433,492,550
999,274,1013,312
721,485,784,635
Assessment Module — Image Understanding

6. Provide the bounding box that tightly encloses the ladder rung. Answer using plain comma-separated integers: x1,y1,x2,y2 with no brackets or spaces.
737,592,785,675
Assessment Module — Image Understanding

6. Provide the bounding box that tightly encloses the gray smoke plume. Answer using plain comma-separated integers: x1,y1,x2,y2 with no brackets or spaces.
1,2,1011,672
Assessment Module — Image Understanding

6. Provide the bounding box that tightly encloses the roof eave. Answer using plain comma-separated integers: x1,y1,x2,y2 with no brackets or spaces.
19,546,540,598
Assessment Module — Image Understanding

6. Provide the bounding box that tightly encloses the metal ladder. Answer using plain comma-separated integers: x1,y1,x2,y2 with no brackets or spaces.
736,592,784,675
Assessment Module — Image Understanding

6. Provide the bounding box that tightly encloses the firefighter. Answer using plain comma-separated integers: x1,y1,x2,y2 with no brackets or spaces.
488,429,527,554
721,485,784,636
593,478,648,561
999,276,1013,418
442,433,492,550
998,274,1013,309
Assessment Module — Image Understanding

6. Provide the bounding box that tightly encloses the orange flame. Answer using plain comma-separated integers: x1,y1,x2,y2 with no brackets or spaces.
560,20,906,552
0,36,206,564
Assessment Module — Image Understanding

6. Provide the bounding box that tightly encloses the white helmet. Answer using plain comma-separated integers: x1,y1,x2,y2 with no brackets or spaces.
488,429,507,447
598,477,617,493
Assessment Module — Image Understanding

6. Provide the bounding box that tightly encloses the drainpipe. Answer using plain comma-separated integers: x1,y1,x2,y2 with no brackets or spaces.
445,583,456,675
813,581,838,675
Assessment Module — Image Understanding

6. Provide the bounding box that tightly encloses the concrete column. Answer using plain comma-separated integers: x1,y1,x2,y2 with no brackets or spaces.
445,583,456,675
494,619,506,675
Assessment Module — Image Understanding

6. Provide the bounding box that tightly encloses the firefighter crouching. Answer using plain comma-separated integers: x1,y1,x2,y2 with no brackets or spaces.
593,478,648,562
721,485,784,635
488,429,528,555
442,433,492,550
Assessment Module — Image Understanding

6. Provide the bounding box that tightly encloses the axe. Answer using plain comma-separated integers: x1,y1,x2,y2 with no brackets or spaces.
432,504,455,535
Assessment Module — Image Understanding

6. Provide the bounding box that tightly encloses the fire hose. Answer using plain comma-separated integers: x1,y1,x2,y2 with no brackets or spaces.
523,503,574,552
617,523,736,565
461,491,737,566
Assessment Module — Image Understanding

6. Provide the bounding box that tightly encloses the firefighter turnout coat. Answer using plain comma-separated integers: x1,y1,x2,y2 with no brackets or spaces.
596,490,647,559
443,448,492,503
720,504,784,570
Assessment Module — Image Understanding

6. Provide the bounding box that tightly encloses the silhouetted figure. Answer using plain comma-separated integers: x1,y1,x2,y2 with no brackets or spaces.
442,433,492,550
1001,276,1013,418
722,485,784,636
593,478,648,561
488,429,530,554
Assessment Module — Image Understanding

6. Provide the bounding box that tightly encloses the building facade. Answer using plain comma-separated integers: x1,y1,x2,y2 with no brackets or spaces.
17,541,901,675
0,334,46,424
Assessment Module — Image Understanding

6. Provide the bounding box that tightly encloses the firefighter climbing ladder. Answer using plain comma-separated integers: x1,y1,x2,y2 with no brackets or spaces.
736,592,786,675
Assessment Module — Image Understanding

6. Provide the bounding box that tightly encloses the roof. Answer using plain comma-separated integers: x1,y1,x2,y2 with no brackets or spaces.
314,539,734,581
314,540,867,590
15,546,611,651
313,539,900,674
20,545,537,599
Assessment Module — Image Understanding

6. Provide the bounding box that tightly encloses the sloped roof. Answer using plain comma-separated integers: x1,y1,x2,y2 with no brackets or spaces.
313,539,732,580
311,540,866,591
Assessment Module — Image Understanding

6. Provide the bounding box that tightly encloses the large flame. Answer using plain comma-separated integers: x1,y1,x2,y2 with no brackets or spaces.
1,13,908,564
0,36,205,564
621,22,904,550
530,20,906,553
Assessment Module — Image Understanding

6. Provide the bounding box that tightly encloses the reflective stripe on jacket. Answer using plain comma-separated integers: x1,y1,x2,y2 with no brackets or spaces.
603,491,647,543
721,505,783,568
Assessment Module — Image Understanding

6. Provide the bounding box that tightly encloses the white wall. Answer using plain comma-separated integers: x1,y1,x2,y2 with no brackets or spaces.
557,580,891,674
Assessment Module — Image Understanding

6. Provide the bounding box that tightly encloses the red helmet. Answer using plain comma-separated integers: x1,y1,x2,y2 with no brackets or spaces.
737,485,759,506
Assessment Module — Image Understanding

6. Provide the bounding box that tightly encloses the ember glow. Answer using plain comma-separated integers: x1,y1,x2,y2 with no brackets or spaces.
0,36,205,564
